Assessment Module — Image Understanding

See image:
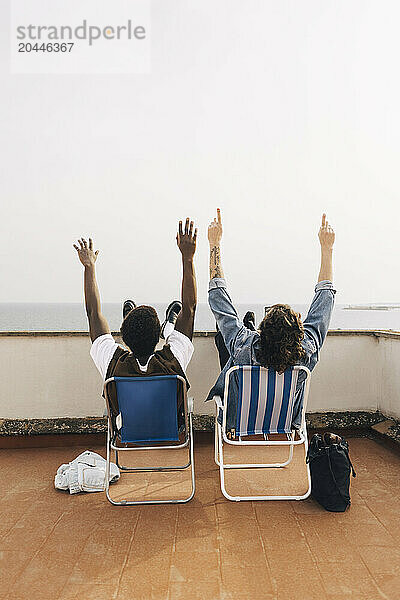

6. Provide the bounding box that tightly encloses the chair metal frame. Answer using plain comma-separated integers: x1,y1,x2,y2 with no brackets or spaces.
103,375,195,506
214,365,312,501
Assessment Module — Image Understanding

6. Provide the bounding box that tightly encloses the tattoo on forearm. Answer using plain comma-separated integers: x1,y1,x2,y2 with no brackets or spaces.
210,245,223,279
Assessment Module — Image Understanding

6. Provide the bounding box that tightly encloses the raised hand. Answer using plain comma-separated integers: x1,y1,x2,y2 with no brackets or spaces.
208,209,224,279
208,208,223,247
317,214,334,283
177,218,197,260
175,218,198,340
73,238,99,268
318,214,335,250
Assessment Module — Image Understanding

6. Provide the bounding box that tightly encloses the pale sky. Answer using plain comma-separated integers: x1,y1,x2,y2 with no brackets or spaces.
1,0,400,304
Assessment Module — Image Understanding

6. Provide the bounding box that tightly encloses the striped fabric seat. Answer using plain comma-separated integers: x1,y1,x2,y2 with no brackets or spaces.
234,366,299,437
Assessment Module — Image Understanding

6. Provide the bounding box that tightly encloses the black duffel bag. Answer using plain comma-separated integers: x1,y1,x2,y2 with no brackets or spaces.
306,433,356,512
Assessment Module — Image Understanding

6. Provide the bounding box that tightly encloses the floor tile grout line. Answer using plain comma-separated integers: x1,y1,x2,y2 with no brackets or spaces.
252,501,278,599
166,504,179,600
111,450,184,599
55,506,108,600
293,490,396,600
110,442,152,599
213,497,224,599
353,454,400,538
361,501,399,544
291,507,330,599
0,490,42,542
6,508,66,596
373,472,400,498
357,553,392,600
112,506,142,600
355,460,400,599
293,503,396,600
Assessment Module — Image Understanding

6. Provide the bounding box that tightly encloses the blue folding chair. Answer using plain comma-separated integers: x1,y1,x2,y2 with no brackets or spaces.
214,365,311,501
103,375,195,505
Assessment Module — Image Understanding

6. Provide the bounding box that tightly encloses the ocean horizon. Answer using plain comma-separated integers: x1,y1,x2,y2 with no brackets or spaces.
1,302,400,332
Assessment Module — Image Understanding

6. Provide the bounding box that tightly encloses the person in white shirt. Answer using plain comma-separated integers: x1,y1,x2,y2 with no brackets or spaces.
73,217,197,417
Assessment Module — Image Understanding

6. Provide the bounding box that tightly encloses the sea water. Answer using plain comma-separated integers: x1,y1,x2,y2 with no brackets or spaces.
1,302,400,332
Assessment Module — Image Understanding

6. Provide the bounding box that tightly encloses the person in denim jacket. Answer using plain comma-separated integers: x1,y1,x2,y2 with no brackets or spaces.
206,209,336,433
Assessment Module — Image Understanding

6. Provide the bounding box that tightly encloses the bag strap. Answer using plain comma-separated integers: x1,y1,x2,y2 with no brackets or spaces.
306,434,322,463
341,444,356,477
325,447,351,506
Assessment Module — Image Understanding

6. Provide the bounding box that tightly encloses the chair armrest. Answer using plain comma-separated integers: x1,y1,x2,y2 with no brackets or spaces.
188,397,194,414
213,395,223,410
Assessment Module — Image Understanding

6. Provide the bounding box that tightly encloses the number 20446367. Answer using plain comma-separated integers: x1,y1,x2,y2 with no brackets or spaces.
18,43,74,52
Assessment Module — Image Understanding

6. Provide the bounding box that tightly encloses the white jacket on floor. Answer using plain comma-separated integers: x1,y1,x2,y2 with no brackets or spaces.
54,451,120,494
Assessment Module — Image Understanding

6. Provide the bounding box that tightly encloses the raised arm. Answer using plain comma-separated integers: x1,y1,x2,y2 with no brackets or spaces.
174,218,197,340
207,209,250,353
318,213,335,282
73,238,110,342
209,208,224,280
303,214,336,359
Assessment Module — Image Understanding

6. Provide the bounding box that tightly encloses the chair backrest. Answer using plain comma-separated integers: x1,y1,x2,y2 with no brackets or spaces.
104,375,184,443
227,365,307,436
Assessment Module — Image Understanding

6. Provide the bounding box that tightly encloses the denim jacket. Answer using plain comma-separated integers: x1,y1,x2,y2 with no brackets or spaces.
206,278,336,431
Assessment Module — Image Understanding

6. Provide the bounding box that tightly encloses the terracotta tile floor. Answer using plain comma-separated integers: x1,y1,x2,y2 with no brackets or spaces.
0,434,399,600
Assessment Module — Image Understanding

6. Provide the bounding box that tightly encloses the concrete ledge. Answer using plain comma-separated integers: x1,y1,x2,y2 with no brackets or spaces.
0,416,217,436
306,411,384,429
371,418,400,445
192,414,215,430
0,417,106,436
2,412,399,450
0,410,387,436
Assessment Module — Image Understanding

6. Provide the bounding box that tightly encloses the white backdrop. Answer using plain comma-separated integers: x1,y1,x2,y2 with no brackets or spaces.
1,0,399,304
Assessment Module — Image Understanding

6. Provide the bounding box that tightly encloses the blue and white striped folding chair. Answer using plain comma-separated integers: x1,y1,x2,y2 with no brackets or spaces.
214,365,311,501
103,375,195,505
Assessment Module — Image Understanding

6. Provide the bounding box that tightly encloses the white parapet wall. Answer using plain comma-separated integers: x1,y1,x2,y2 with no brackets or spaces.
377,332,400,421
0,331,399,421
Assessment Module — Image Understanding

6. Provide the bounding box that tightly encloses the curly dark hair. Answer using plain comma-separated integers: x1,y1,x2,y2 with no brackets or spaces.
120,305,161,358
256,304,306,373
